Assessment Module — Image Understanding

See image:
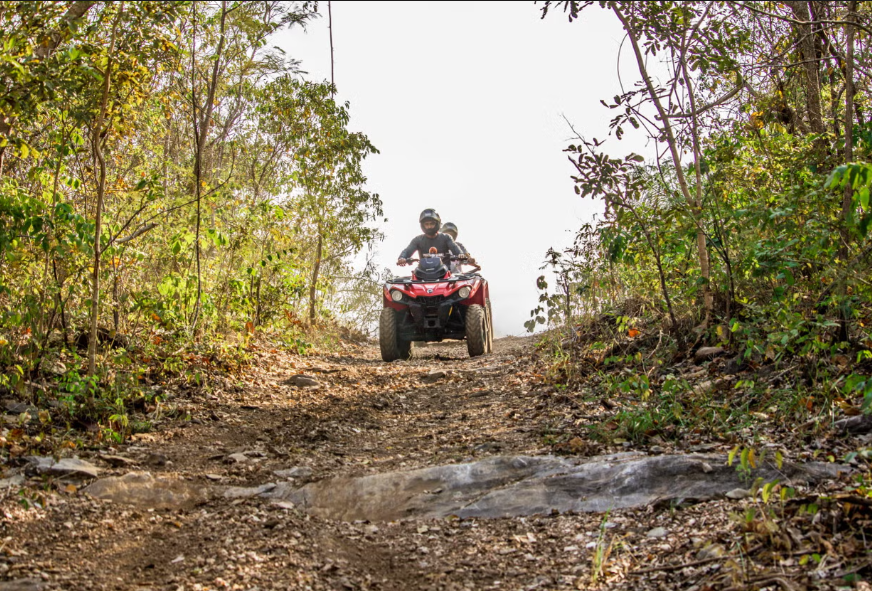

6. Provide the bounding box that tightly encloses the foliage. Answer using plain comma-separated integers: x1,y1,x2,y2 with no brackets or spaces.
533,1,872,414
0,1,382,445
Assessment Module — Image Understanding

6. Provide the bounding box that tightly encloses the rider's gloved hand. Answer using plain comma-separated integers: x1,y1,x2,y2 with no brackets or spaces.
397,258,407,266
467,256,476,265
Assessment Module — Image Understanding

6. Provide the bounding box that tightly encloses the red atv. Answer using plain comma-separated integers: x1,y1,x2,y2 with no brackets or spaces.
379,253,493,361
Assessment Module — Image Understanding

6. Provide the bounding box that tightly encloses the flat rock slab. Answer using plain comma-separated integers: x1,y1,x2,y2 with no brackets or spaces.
266,453,845,522
26,456,101,478
0,579,45,591
83,472,207,509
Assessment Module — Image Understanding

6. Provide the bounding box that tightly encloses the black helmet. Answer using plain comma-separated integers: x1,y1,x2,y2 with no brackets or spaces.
419,208,441,237
440,222,458,240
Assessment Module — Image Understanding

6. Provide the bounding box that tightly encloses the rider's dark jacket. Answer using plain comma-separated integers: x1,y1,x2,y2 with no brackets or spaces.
399,233,462,264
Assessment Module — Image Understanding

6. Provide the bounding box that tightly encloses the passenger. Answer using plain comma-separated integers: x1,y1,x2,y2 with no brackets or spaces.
397,208,462,268
440,222,476,273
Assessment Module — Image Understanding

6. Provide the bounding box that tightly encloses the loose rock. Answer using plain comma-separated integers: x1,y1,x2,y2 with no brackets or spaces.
25,456,101,478
287,374,319,388
835,414,872,435
422,370,447,383
0,579,45,591
694,346,726,363
0,473,25,488
725,488,750,500
99,454,136,467
273,466,313,481
83,471,208,509
223,482,276,499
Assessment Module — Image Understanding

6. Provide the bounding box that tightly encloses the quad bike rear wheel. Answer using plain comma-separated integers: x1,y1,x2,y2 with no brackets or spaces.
380,308,411,361
466,304,488,357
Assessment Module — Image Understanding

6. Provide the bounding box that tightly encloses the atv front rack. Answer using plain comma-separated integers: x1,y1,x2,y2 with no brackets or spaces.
388,272,481,285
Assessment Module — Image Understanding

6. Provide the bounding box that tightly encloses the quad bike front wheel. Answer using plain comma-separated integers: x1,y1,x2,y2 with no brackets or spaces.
485,298,494,353
466,304,489,357
380,308,411,362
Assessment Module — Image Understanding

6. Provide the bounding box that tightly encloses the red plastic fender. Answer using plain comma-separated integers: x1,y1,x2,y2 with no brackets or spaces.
461,278,488,307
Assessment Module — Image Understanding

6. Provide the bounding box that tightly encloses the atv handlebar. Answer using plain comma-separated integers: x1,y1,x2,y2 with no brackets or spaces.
398,253,480,273
400,253,466,264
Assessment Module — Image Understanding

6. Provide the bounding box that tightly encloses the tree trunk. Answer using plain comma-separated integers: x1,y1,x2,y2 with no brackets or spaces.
681,58,713,325
190,0,227,333
612,5,712,322
838,0,857,342
308,233,323,325
88,4,123,376
787,1,826,134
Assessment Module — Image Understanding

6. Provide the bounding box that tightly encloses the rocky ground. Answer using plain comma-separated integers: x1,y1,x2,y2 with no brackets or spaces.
0,337,870,590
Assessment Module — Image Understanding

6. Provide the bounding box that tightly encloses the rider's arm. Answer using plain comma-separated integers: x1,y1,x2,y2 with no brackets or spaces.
455,241,468,255
398,236,421,260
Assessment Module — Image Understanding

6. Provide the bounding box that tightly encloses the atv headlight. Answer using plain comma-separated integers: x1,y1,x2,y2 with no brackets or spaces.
390,289,404,302
457,286,472,299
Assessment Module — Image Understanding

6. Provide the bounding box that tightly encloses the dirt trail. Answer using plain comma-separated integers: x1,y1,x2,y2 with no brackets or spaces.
0,338,857,590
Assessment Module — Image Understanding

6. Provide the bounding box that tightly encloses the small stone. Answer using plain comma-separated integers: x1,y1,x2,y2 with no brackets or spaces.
0,579,45,591
422,370,447,384
0,474,25,488
223,483,276,499
4,401,36,416
690,443,717,452
646,527,668,539
473,441,503,453
205,474,224,481
146,453,168,467
287,375,319,388
43,359,67,376
99,454,136,467
724,356,745,375
274,466,313,480
694,346,725,363
701,462,713,473
695,543,726,560
26,456,101,478
725,488,750,500
649,446,664,454
226,453,249,464
693,381,713,395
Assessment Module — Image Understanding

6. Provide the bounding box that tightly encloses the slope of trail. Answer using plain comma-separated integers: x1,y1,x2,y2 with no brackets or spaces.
0,338,858,590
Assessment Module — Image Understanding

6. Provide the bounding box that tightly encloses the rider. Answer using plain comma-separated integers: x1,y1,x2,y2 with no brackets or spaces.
439,222,476,272
397,208,463,267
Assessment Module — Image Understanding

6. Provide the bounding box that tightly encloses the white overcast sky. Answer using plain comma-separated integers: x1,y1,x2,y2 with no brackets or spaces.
273,1,651,336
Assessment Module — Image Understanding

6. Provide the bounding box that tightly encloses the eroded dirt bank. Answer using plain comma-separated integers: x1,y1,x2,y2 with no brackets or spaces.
0,338,865,590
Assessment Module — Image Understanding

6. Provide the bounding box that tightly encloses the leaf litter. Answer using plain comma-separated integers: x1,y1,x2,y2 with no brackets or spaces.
0,337,869,589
